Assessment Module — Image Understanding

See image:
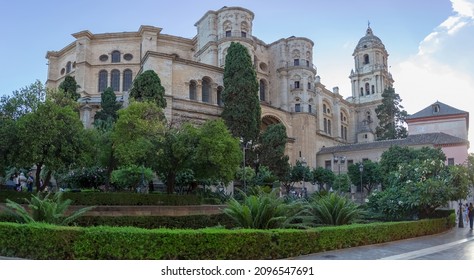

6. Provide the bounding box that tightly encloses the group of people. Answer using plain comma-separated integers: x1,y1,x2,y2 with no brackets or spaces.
10,172,35,192
459,202,474,230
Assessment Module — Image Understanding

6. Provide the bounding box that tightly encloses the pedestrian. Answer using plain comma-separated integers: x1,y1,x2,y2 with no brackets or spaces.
468,203,474,230
26,172,34,192
465,203,470,226
18,172,27,192
13,173,20,191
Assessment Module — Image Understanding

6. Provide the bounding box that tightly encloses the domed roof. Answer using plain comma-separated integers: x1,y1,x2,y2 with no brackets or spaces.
354,26,385,51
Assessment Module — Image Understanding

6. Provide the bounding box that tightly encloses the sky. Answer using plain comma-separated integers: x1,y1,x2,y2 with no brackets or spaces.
1,0,473,151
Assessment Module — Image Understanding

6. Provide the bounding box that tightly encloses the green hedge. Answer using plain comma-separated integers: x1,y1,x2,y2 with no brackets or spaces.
0,191,209,206
0,214,455,260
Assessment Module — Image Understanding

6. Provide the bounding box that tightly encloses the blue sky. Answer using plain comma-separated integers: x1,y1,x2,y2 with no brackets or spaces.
1,0,473,151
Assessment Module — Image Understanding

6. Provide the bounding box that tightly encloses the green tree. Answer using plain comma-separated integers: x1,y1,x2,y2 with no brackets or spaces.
15,100,86,190
94,87,122,125
375,86,408,140
0,117,17,175
192,119,241,185
0,80,45,119
281,161,312,195
58,75,81,101
256,123,290,180
221,42,261,143
129,70,166,108
332,174,352,193
46,87,80,112
347,160,382,194
155,123,200,194
311,167,335,192
111,101,166,168
309,193,363,225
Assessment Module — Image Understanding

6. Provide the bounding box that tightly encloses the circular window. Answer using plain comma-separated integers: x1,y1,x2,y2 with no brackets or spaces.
60,68,65,75
124,53,133,61
99,54,109,62
259,62,268,71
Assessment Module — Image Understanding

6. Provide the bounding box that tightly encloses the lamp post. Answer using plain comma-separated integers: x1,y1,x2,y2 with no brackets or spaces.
301,157,307,198
359,163,364,203
333,155,346,175
240,138,252,192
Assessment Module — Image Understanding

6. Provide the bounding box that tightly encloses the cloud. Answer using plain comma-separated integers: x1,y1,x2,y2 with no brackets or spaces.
394,0,474,151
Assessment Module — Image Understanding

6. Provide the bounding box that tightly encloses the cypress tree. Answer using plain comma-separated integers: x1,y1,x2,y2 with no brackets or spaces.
221,42,261,143
58,75,81,101
129,70,166,109
375,86,408,140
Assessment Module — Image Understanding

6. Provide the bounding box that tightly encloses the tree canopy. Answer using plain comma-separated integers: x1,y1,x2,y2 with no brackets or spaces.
375,86,408,140
129,70,166,109
256,123,290,180
221,42,261,143
94,87,122,125
58,75,81,101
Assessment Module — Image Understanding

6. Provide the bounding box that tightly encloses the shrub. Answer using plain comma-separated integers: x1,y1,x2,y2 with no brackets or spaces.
309,192,363,226
223,191,310,229
3,192,94,225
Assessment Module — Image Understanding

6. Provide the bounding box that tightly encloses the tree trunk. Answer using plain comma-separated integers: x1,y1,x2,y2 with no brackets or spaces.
166,172,176,194
35,163,43,192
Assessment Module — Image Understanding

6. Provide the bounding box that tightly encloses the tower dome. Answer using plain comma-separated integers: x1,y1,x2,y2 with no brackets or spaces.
354,26,385,52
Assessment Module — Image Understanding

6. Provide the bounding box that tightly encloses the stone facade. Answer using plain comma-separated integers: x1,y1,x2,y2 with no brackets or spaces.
46,6,396,168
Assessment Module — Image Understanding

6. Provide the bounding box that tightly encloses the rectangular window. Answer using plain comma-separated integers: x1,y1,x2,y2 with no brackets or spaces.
241,31,246,38
225,30,231,37
306,60,310,67
294,59,299,66
308,104,312,113
294,81,300,89
308,82,311,89
295,103,301,112
347,159,354,166
448,158,455,166
325,160,332,170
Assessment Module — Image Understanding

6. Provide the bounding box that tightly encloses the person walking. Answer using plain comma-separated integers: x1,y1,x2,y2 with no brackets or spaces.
26,172,34,192
468,203,474,230
18,172,27,192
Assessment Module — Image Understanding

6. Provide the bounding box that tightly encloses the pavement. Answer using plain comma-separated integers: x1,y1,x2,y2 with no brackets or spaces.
295,225,474,260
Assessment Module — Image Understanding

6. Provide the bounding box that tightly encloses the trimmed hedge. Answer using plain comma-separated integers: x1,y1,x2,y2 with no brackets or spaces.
0,213,455,260
0,191,209,206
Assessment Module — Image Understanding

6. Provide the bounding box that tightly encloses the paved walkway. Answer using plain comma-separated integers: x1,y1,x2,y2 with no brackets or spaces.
295,226,474,260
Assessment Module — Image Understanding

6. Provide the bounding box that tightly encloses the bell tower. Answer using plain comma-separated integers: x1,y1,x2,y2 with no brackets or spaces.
349,24,394,142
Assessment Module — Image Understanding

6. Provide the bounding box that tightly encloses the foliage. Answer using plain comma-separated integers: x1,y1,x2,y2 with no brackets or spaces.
281,161,312,195
347,160,382,194
94,87,122,125
223,190,310,229
46,87,80,112
4,192,94,225
0,80,45,120
0,118,17,175
62,167,107,189
110,165,154,191
256,123,290,180
111,101,166,168
250,165,278,188
375,86,408,140
332,174,352,193
309,193,363,225
367,159,470,220
129,70,166,108
15,100,86,191
221,42,261,143
192,119,241,185
58,75,81,101
0,215,453,259
311,167,335,191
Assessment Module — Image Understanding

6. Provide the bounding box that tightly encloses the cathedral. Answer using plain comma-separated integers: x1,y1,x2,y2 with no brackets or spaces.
45,6,469,176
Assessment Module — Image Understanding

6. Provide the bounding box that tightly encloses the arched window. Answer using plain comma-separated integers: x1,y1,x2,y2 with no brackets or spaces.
202,78,211,103
360,87,364,96
123,69,133,91
328,120,332,135
217,86,223,106
365,83,370,95
364,54,369,64
111,69,120,92
111,50,121,63
66,61,72,74
259,80,266,101
323,104,327,113
324,118,328,133
371,85,375,94
98,70,108,92
189,81,197,100
344,127,347,140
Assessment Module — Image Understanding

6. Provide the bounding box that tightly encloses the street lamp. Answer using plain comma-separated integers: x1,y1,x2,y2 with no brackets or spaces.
301,157,307,198
359,163,364,203
240,138,252,191
333,155,346,175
